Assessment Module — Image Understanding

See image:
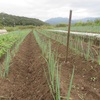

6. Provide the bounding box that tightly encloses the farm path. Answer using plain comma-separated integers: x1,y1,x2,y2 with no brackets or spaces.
0,33,53,100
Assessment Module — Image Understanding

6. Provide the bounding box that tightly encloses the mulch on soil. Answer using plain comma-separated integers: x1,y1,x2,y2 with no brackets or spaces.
0,33,53,100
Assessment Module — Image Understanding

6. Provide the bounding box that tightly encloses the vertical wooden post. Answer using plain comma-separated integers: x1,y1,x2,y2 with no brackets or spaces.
66,10,72,62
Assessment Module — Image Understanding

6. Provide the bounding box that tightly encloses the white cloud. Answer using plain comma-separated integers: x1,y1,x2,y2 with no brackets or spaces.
0,0,100,21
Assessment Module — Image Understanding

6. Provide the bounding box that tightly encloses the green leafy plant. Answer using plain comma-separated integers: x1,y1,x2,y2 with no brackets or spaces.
3,50,11,77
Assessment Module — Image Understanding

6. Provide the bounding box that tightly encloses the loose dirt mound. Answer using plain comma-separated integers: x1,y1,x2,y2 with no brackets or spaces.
0,33,53,100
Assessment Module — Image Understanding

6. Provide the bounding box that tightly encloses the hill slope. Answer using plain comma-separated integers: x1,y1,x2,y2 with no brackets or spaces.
0,13,46,26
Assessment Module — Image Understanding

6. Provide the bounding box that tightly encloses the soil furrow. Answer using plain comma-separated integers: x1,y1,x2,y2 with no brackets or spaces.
38,33,100,100
0,33,52,100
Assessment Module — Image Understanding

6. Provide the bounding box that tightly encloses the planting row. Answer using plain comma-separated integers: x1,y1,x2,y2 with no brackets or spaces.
0,30,30,58
34,31,74,100
54,26,100,33
37,30,100,65
0,30,31,78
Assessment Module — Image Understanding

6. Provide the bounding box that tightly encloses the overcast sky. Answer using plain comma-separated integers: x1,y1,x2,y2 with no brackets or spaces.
0,0,100,21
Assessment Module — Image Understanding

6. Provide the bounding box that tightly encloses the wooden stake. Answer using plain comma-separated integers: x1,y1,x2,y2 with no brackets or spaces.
66,10,72,62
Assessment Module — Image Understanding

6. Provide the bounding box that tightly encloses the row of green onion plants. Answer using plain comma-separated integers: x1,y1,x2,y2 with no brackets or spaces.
33,30,75,100
0,30,30,78
38,30,100,65
54,25,100,33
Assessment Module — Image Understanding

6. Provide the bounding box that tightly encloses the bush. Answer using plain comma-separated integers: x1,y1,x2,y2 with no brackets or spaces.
5,27,15,32
18,25,36,30
56,24,67,27
0,25,3,29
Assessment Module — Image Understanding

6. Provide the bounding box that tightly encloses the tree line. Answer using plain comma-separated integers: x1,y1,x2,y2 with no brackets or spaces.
55,19,100,27
73,19,100,26
0,13,46,27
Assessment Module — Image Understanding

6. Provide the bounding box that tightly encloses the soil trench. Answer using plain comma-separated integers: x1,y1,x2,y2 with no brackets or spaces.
0,33,53,100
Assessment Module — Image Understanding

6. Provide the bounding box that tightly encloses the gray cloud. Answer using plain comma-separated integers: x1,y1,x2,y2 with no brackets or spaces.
0,0,100,21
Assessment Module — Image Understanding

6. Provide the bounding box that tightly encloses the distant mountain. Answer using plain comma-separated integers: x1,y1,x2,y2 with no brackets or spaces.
72,17,98,23
0,13,47,26
45,17,69,25
45,17,100,25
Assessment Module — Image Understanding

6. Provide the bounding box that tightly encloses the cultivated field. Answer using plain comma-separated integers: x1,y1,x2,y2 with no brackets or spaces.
54,26,100,34
0,30,100,100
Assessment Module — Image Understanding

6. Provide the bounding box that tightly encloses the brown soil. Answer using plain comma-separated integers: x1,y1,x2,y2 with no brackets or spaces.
51,37,100,100
0,33,53,100
38,33,100,100
0,32,100,100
